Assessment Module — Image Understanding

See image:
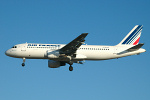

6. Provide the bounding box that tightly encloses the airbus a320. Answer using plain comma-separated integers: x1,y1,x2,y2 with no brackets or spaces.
5,25,146,71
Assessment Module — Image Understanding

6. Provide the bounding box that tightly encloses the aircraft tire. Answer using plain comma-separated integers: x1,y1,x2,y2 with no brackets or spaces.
22,63,25,67
69,66,73,71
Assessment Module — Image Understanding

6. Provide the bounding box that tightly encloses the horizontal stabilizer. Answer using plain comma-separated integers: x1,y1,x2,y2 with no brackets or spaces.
127,43,144,52
117,43,144,55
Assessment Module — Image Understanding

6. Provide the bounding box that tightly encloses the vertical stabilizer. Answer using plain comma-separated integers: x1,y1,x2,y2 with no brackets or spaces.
118,25,143,45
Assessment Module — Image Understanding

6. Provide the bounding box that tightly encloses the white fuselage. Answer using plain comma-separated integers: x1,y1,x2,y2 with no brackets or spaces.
5,25,146,71
5,43,146,61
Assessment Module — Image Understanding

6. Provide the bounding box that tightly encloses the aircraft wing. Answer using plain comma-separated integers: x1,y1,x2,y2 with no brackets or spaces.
59,33,88,55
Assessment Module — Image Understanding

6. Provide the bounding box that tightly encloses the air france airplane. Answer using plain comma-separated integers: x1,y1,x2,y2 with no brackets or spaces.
5,25,146,71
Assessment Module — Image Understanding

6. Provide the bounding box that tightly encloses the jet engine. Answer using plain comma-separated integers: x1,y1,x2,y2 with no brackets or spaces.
48,60,66,68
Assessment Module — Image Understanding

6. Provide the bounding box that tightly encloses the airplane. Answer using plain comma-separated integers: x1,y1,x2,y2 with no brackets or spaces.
5,25,146,71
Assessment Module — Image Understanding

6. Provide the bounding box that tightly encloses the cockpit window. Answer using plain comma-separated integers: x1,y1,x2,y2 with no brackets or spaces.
12,46,17,48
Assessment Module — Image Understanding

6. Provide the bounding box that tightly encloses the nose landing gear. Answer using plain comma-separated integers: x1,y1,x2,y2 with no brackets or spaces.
22,63,25,66
22,57,25,67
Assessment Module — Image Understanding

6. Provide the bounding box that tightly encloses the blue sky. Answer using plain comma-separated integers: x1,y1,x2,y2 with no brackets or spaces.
0,0,150,100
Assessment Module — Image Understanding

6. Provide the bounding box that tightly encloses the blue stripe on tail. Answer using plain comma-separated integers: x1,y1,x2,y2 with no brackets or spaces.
122,25,143,44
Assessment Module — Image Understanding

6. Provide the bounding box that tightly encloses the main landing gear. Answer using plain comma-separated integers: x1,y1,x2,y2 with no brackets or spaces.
69,65,73,71
68,61,73,71
22,57,25,67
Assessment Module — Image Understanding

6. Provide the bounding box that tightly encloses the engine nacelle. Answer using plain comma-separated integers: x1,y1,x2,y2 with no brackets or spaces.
48,60,66,68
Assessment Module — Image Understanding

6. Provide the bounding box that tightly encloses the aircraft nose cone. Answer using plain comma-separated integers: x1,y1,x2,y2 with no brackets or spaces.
5,50,10,56
5,50,8,56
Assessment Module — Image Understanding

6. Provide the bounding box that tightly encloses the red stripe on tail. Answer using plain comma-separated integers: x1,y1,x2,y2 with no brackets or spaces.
133,37,140,45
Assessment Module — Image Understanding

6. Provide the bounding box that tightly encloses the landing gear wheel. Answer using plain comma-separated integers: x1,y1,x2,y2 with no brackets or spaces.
22,63,25,67
69,66,73,71
22,57,26,67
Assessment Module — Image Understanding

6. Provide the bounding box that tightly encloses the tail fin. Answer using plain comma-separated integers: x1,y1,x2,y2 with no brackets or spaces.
118,25,143,45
